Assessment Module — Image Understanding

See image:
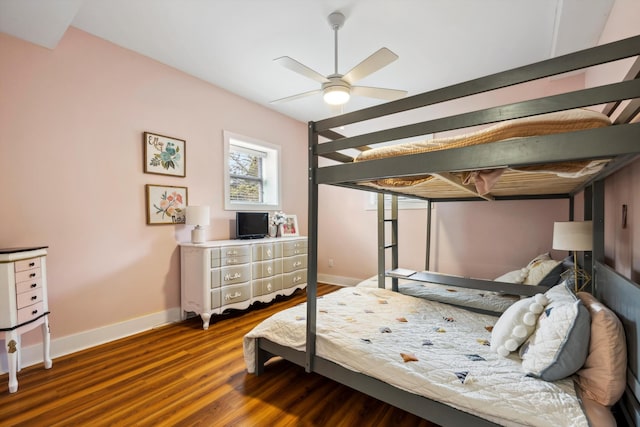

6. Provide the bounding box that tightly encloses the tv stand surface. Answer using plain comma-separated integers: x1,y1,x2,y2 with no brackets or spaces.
179,237,307,329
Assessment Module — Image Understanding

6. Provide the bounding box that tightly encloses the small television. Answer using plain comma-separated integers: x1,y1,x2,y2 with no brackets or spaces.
236,212,269,239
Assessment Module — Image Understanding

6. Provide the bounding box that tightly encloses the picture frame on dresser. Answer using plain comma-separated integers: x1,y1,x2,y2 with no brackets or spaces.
145,184,188,225
282,215,299,237
143,131,186,177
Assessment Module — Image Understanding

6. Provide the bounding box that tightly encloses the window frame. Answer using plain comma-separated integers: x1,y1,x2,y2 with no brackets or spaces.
223,130,281,211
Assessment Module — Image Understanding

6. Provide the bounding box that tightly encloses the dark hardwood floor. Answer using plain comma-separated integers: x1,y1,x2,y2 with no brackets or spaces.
0,284,438,427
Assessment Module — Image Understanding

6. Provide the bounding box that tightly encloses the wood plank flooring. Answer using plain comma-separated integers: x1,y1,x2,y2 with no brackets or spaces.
0,284,438,427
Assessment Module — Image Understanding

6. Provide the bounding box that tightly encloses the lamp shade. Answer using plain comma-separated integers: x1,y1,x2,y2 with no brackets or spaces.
323,85,350,105
552,221,593,251
186,206,210,227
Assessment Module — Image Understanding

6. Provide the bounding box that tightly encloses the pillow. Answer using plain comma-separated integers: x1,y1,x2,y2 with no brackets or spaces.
494,268,528,284
524,259,563,286
575,292,626,406
491,293,549,357
519,282,591,381
526,252,552,269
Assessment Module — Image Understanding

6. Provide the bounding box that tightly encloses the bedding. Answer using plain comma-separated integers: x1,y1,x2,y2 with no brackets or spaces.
354,109,611,195
244,286,589,427
356,275,519,313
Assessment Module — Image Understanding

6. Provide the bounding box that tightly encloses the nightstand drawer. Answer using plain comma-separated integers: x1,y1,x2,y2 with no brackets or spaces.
17,302,45,324
16,277,43,294
14,257,41,272
283,255,307,273
17,288,43,309
15,268,41,283
221,283,251,304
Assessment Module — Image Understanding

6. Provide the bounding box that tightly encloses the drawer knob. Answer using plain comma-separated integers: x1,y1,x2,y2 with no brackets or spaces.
32,309,38,315
29,273,37,278
29,262,35,267
30,283,37,288
31,296,37,301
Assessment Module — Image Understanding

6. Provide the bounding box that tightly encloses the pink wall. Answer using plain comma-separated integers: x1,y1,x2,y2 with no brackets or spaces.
0,28,308,345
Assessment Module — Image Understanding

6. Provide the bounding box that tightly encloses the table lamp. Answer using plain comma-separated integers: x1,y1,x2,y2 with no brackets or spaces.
186,206,210,244
552,221,592,292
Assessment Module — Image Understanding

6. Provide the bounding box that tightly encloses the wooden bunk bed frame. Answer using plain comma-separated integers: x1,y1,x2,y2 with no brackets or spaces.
254,35,640,426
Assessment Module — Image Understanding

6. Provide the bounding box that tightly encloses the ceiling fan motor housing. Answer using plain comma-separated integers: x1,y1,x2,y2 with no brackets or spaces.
322,75,351,105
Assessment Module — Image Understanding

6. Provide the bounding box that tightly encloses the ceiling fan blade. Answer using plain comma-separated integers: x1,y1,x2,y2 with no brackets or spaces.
274,56,330,84
342,47,399,84
351,86,407,101
270,89,322,104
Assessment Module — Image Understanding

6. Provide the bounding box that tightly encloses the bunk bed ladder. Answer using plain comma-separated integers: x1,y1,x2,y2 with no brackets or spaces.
377,193,399,291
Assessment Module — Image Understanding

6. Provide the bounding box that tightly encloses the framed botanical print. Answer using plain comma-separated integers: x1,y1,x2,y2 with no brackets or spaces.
145,184,188,225
143,132,186,177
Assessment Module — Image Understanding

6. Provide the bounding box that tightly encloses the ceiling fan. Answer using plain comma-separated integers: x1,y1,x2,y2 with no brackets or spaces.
270,11,407,107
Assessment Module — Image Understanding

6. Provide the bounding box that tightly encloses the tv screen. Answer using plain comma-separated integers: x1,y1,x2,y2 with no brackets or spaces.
236,212,269,239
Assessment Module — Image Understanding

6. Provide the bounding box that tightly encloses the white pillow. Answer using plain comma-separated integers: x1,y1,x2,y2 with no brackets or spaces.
494,268,529,284
491,293,549,357
524,259,562,285
520,282,591,381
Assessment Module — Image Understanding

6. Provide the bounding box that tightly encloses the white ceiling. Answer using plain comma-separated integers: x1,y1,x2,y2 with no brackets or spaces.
1,0,616,128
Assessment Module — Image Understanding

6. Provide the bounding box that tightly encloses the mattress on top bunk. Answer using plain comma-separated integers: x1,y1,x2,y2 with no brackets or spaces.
354,108,611,195
356,275,519,313
243,286,588,427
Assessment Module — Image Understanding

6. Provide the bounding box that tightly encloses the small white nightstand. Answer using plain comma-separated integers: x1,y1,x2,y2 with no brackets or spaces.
0,247,52,393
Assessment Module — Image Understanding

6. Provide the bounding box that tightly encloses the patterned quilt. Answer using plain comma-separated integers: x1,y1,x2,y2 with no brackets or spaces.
243,287,588,427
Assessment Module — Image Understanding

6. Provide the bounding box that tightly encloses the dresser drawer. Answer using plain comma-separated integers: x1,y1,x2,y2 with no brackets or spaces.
221,283,251,305
16,277,43,294
252,243,282,261
252,260,283,279
211,288,221,309
220,245,250,259
15,268,41,283
282,240,307,257
252,276,284,296
14,257,41,272
210,248,221,268
17,288,43,309
283,254,307,273
218,264,251,286
283,270,307,288
17,301,45,324
220,254,250,266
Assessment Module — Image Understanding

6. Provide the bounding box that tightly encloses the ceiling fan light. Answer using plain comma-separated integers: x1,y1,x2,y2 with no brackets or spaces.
323,86,350,105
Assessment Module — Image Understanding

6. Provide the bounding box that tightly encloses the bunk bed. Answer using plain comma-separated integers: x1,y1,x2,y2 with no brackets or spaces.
244,35,640,426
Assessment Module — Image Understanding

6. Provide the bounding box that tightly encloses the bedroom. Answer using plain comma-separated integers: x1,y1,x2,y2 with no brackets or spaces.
1,0,639,425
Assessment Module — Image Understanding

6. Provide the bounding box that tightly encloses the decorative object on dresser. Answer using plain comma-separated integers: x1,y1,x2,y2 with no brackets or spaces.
180,237,307,329
145,184,188,225
143,131,186,177
186,206,210,244
552,221,593,292
282,215,299,237
0,247,52,393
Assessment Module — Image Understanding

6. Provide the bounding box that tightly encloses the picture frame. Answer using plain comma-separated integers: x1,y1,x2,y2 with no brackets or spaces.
282,214,299,237
143,132,186,177
145,184,188,225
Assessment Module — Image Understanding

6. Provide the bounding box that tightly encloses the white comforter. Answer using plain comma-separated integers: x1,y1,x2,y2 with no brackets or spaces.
243,287,587,427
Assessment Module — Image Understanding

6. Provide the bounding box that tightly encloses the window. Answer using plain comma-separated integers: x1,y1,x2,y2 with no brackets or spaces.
223,131,281,211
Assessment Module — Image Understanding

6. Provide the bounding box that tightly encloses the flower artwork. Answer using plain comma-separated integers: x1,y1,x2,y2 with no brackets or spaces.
143,132,186,177
145,185,188,225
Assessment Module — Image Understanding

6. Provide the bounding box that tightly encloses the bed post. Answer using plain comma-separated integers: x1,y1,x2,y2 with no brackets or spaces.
306,121,319,373
377,193,385,289
425,199,432,271
591,181,605,295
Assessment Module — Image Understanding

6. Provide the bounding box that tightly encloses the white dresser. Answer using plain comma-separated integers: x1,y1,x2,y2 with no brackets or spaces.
180,237,307,329
0,247,52,393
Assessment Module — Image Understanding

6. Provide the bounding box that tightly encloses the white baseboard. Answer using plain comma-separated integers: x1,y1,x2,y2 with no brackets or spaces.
0,307,182,374
317,273,363,287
